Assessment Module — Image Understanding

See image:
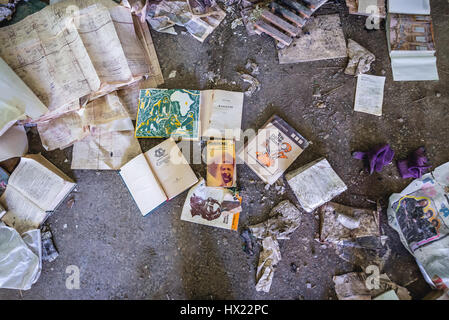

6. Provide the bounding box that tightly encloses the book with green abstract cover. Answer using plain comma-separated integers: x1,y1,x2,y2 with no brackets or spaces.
135,89,201,139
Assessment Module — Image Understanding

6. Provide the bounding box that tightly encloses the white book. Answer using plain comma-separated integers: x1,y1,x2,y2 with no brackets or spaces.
388,0,430,15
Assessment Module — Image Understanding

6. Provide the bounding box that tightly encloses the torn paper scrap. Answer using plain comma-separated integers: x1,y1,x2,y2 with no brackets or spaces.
0,125,28,162
71,129,142,170
286,158,347,213
41,228,59,263
345,39,376,76
249,200,302,240
354,74,385,116
319,202,380,243
277,14,347,64
255,236,281,293
387,161,449,290
333,272,411,300
146,0,226,42
0,222,41,290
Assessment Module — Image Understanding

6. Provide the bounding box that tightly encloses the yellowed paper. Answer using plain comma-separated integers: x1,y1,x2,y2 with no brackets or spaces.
71,129,142,170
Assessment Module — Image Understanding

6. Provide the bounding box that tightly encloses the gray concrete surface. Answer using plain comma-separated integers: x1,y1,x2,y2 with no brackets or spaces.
0,0,448,300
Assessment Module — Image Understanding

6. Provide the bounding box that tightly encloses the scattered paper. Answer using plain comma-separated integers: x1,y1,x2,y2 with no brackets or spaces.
0,125,28,162
345,39,376,76
255,236,281,293
354,74,385,116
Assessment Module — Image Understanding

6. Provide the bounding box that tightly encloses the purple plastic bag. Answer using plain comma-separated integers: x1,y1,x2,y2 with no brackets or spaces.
353,144,395,174
397,147,431,179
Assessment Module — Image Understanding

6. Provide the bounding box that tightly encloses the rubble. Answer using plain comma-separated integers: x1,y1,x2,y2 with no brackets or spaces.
345,39,376,76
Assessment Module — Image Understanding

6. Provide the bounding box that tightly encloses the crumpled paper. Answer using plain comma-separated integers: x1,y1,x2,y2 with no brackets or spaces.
353,144,394,174
397,147,431,179
146,0,226,42
255,236,281,293
333,272,411,300
249,200,302,240
0,222,42,290
345,39,376,76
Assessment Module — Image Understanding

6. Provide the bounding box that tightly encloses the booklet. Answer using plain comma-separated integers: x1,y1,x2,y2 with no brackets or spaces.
180,178,241,231
135,88,244,140
119,138,198,216
206,139,236,187
0,154,76,234
238,115,309,185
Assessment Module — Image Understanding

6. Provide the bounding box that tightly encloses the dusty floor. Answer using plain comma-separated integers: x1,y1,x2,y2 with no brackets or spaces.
1,0,448,300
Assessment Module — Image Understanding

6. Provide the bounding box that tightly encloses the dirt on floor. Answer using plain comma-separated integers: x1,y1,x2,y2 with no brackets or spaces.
0,0,448,300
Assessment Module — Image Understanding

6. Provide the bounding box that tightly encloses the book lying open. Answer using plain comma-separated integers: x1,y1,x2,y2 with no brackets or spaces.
119,138,198,216
238,115,309,185
386,0,438,81
135,88,244,140
0,154,76,234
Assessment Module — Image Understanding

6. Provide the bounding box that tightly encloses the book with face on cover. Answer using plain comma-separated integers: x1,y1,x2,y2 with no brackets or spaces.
119,138,198,216
135,88,244,140
206,139,236,187
180,178,241,231
238,115,309,185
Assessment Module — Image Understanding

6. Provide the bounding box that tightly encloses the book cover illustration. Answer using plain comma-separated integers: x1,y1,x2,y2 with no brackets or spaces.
181,178,241,231
389,14,435,52
135,89,200,139
242,115,309,184
206,140,236,187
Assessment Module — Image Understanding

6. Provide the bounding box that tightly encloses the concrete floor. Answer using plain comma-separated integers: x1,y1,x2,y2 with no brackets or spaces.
1,0,448,300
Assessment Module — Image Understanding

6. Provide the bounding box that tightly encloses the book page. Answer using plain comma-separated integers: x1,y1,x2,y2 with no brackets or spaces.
71,129,142,170
8,155,75,211
119,153,167,216
145,138,198,199
391,56,439,81
0,4,101,111
0,186,48,234
354,74,385,116
388,0,430,15
202,90,244,140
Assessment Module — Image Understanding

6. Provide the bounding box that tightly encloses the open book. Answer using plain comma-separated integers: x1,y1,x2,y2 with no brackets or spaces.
0,154,76,234
238,115,309,185
135,89,244,140
119,138,198,216
386,0,438,81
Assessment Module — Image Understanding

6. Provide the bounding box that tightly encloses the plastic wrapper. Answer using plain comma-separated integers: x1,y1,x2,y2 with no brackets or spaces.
387,161,449,289
0,222,42,290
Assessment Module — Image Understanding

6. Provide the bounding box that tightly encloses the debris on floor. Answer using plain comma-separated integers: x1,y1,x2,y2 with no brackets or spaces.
41,227,59,263
240,228,257,255
397,147,431,179
0,222,41,290
345,0,386,18
387,161,449,290
277,14,347,64
0,0,21,22
255,236,281,292
353,74,385,116
333,272,411,300
146,0,226,41
286,158,347,213
344,39,376,76
353,144,394,175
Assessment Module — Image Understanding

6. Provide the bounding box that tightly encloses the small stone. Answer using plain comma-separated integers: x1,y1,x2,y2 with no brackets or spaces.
290,263,298,273
306,282,312,289
316,101,326,109
63,224,67,229
168,70,177,79
435,91,441,98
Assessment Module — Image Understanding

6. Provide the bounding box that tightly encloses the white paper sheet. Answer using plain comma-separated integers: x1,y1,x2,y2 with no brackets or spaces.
354,74,385,116
388,0,430,15
0,125,28,162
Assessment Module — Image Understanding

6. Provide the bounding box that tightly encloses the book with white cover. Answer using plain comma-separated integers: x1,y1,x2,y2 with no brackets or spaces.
388,0,430,15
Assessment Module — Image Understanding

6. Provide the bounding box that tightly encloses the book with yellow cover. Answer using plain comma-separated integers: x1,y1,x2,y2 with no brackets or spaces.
206,139,236,188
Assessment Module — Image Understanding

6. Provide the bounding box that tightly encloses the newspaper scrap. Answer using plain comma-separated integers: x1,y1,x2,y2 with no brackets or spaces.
0,222,42,290
345,39,376,76
146,0,226,42
0,125,28,162
387,161,449,290
354,74,385,116
41,228,59,263
249,200,302,240
333,272,411,300
255,236,281,293
319,202,380,243
180,178,241,231
286,158,348,213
